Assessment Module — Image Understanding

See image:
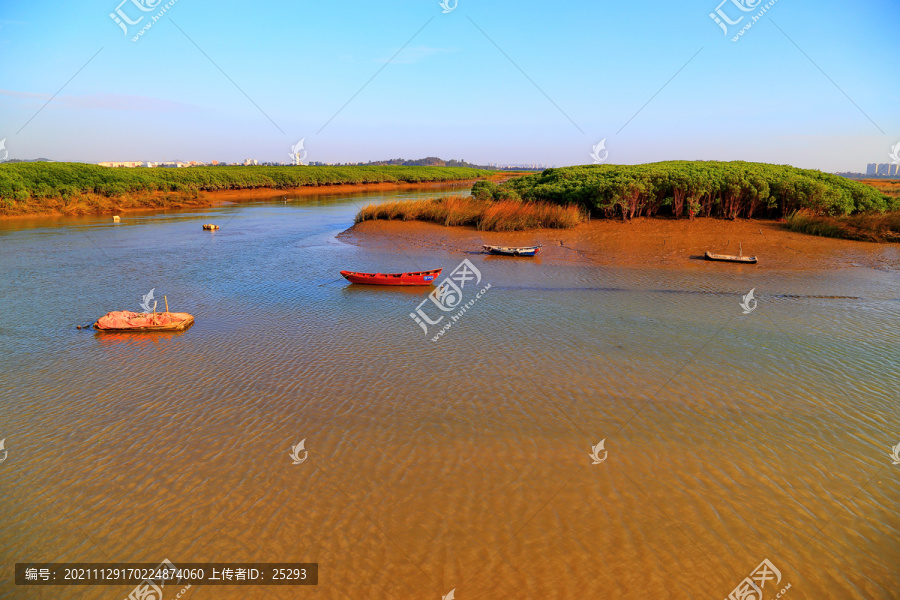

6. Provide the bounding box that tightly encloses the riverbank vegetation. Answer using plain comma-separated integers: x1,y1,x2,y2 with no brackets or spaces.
485,161,896,220
860,178,900,200
355,195,585,231
785,210,900,242
0,162,492,216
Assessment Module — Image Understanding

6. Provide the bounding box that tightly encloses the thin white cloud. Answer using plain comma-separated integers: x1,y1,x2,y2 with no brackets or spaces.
377,46,457,65
0,89,198,112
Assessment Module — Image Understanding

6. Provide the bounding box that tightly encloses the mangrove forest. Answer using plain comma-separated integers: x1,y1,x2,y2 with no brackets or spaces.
0,162,492,206
474,161,896,219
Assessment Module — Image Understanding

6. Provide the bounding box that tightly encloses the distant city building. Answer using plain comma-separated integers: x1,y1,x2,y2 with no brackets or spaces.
99,160,235,168
98,161,143,168
861,163,900,177
243,159,258,166
487,162,553,170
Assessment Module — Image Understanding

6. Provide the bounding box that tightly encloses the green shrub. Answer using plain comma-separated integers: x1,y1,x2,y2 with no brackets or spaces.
471,180,498,200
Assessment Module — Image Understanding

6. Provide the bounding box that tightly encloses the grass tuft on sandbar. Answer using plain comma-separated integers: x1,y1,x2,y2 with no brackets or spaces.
355,195,586,231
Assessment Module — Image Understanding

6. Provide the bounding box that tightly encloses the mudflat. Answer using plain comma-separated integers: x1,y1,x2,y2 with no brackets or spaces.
340,217,900,271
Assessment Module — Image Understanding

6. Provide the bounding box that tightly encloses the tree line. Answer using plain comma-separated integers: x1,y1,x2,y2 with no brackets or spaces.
0,163,492,202
475,161,896,219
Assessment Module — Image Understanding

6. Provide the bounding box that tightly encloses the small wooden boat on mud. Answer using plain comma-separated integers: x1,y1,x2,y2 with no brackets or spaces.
482,245,541,257
94,311,195,332
340,269,442,286
704,251,758,264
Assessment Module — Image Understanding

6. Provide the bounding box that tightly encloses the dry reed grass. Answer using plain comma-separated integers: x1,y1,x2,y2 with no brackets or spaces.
355,195,585,231
785,209,900,242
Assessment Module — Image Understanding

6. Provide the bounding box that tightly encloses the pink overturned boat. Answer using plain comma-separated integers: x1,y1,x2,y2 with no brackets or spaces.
93,311,195,332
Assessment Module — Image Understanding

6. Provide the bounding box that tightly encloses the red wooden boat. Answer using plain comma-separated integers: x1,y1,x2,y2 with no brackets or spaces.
340,268,442,286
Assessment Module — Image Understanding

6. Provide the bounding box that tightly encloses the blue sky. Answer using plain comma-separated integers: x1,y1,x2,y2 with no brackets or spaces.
1,0,898,171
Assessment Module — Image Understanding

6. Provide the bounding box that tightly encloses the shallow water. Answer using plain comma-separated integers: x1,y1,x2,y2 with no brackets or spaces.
1,188,899,599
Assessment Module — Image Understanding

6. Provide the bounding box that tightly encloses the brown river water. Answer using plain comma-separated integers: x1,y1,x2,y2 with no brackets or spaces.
0,188,898,599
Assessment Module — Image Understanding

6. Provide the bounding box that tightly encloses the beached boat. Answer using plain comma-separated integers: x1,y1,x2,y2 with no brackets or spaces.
203,224,219,230
93,311,195,332
704,251,758,264
482,245,541,257
340,269,442,286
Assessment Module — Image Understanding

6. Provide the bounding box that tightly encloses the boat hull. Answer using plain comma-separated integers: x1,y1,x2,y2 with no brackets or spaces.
704,251,758,264
483,245,540,257
340,269,442,286
94,311,195,332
